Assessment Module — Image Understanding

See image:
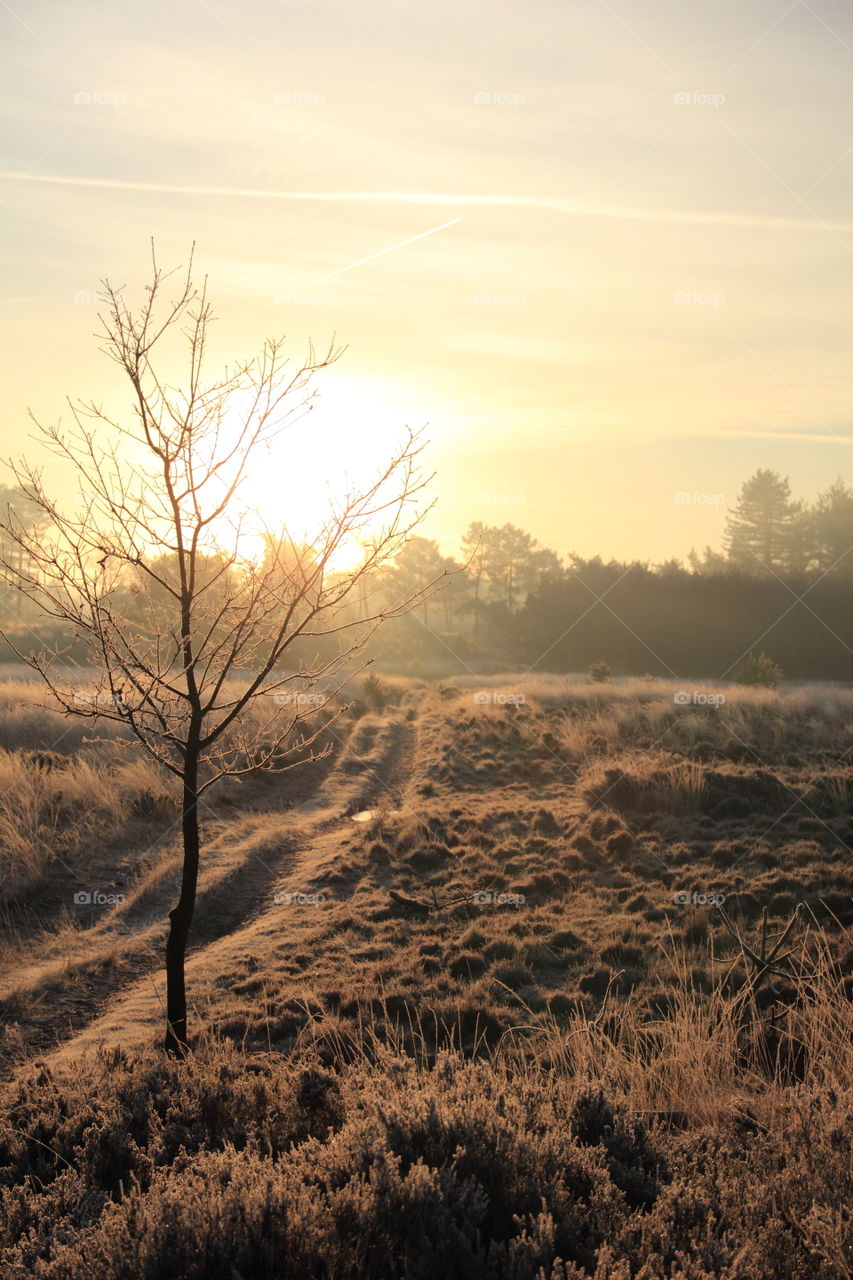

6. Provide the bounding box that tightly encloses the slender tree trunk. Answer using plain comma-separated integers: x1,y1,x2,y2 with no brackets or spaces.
165,749,200,1055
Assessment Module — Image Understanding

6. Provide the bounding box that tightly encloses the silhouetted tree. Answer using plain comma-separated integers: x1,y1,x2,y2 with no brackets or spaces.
462,522,560,614
378,537,455,628
724,469,798,574
812,477,853,576
0,249,437,1055
0,484,52,617
688,545,729,575
460,521,487,641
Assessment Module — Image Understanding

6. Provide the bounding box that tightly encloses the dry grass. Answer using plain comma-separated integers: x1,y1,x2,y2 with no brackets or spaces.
445,674,853,762
0,678,131,754
582,755,707,815
0,748,177,897
0,953,849,1278
525,927,851,1122
0,673,851,1276
0,675,347,902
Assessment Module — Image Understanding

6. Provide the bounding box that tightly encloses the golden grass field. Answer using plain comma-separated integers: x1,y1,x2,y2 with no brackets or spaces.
0,669,851,1277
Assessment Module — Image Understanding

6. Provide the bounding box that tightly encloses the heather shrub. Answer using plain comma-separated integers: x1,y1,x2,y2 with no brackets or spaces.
1,675,851,1276
733,650,784,688
0,1030,849,1279
2,926,851,1279
362,672,389,712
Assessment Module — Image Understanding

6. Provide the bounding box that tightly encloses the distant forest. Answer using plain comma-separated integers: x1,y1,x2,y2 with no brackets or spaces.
375,468,853,681
2,468,852,681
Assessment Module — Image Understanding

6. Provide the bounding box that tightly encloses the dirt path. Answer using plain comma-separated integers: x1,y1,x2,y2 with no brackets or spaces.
0,708,418,1082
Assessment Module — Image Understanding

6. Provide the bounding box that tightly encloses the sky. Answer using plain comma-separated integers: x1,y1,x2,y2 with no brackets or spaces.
2,0,852,566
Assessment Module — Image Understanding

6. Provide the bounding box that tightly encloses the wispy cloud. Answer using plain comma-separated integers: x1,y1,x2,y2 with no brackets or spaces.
696,428,853,445
2,170,852,234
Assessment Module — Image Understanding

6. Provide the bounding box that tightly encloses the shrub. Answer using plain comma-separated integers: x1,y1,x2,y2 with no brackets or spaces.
0,929,851,1279
733,650,784,688
587,662,612,684
363,673,391,712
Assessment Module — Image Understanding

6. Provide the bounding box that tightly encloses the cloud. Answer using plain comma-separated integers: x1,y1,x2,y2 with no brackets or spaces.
3,170,853,234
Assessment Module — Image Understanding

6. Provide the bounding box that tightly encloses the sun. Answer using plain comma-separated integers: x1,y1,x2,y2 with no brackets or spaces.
211,372,419,572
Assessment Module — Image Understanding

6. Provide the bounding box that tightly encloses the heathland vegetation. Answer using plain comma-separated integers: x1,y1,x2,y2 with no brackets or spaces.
0,673,851,1276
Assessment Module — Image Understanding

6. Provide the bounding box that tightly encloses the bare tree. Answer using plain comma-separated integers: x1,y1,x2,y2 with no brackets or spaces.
0,248,440,1055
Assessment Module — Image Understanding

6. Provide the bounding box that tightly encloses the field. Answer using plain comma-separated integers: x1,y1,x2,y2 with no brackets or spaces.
0,671,851,1278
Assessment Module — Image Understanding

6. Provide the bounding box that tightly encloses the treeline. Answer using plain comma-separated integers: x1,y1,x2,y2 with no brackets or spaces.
2,471,852,681
373,470,853,680
515,561,852,679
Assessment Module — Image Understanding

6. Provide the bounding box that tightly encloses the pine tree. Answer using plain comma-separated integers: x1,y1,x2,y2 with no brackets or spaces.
723,469,797,574
812,477,853,576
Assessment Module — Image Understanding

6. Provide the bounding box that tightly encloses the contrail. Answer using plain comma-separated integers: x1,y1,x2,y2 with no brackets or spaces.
700,428,853,444
1,169,852,233
302,217,463,289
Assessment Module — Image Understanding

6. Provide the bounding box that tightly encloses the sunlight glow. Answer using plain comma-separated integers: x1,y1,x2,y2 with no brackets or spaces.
210,373,420,573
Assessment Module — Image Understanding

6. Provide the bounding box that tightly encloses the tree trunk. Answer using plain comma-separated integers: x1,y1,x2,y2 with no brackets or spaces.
164,752,200,1055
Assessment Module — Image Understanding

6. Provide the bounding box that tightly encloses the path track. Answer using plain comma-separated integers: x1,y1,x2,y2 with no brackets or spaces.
0,709,418,1083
